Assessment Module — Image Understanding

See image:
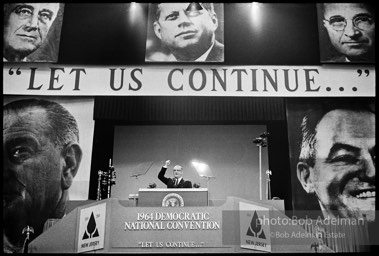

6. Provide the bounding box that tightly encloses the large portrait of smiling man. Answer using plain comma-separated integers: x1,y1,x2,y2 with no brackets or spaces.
286,98,375,222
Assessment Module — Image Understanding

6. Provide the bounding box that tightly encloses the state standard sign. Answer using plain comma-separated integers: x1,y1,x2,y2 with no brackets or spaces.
77,203,106,253
239,201,271,252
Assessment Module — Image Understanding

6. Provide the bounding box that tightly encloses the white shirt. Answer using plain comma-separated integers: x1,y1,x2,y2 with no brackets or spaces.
175,177,183,184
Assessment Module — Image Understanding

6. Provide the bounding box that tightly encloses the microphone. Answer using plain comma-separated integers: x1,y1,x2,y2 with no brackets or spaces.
254,132,269,146
193,183,200,188
148,183,156,188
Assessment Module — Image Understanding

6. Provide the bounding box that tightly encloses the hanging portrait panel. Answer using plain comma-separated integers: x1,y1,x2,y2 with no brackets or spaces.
3,3,65,63
145,3,224,62
3,95,95,253
3,95,94,200
317,3,375,63
286,98,375,222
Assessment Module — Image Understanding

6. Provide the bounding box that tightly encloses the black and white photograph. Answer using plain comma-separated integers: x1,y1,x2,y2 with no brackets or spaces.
145,3,224,62
317,3,375,63
2,2,376,254
286,98,375,221
3,3,65,62
3,96,94,253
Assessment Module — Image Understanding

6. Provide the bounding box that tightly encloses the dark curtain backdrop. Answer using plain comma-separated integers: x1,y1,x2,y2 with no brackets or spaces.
58,3,319,65
93,96,285,122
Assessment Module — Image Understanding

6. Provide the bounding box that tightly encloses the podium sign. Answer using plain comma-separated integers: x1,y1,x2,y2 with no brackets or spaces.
239,202,271,252
138,188,208,207
77,203,106,253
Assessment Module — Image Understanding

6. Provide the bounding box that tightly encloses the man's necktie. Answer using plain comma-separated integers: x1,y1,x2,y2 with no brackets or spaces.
174,178,178,187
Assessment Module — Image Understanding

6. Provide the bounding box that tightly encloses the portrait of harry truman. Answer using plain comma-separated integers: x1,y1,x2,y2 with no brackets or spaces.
317,3,375,63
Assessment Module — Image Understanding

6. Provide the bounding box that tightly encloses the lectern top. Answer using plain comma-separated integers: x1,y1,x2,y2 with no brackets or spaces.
139,188,208,192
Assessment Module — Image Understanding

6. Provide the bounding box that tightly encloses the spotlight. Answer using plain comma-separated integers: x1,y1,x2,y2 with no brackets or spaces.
191,161,209,175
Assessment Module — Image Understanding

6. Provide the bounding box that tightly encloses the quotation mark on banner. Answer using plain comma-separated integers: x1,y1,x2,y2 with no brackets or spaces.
8,68,21,75
326,69,371,93
357,69,370,77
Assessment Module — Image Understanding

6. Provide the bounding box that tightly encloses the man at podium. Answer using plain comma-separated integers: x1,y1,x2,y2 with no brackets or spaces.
158,160,192,188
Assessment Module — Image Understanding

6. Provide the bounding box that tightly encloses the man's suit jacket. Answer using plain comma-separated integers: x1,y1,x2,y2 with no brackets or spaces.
158,167,192,188
206,40,224,62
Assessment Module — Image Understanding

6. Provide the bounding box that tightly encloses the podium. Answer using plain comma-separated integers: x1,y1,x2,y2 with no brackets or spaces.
138,188,208,207
28,196,333,253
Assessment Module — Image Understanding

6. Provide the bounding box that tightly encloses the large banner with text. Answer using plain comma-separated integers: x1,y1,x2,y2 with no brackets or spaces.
3,64,375,97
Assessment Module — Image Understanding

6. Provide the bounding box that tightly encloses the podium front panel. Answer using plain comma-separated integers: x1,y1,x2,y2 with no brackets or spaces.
29,197,335,253
138,188,208,207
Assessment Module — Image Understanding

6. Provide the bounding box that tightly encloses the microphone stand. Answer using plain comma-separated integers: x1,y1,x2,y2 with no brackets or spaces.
108,159,116,199
97,159,116,200
259,144,262,200
203,176,216,189
22,225,34,254
97,170,103,200
266,170,272,200
253,132,268,201
200,175,215,207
